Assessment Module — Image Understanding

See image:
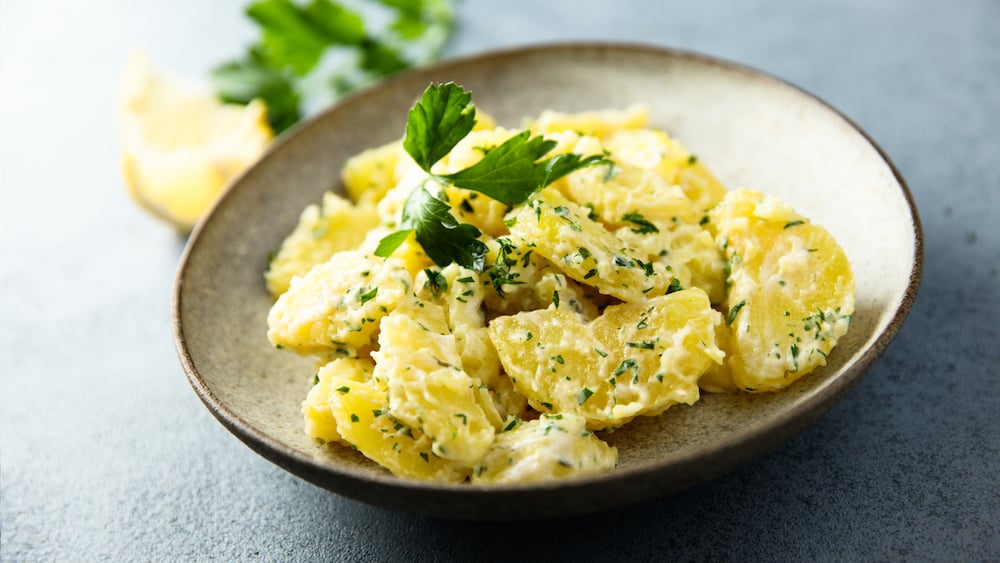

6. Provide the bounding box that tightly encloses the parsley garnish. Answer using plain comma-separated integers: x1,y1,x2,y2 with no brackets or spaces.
375,82,610,269
727,299,747,326
213,0,454,132
359,287,378,305
622,211,660,234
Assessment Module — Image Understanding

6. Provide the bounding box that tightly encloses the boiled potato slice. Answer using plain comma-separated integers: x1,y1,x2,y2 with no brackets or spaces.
265,192,380,297
488,289,723,429
471,413,617,484
412,265,530,423
478,237,600,319
373,299,498,465
710,188,855,391
317,358,469,482
302,357,375,444
603,128,728,212
615,222,727,305
506,189,679,303
267,250,412,356
562,164,703,228
529,105,649,138
341,140,407,206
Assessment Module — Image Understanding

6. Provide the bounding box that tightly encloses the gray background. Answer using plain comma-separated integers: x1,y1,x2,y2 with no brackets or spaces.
2,0,997,560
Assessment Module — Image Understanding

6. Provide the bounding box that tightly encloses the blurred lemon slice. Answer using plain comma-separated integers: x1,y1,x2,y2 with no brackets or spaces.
118,52,273,233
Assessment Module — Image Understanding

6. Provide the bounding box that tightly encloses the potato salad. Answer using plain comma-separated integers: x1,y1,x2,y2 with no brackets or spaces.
264,83,855,484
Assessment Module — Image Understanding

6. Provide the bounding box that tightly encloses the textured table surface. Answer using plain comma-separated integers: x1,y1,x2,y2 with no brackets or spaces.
2,0,997,560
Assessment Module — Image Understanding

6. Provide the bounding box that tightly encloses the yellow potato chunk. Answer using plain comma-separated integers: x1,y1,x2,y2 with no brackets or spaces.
506,189,678,303
479,237,601,319
267,250,412,356
615,222,727,305
302,357,375,445
373,299,498,465
318,358,469,482
471,414,617,484
341,140,408,205
710,188,855,391
413,265,525,424
562,162,702,229
264,192,380,297
489,289,723,428
530,105,649,138
603,128,728,212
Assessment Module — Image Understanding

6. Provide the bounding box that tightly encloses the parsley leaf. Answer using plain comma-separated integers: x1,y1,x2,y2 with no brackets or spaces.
248,0,366,76
404,82,477,172
213,0,454,132
396,185,488,269
622,211,660,234
213,54,302,133
445,131,608,205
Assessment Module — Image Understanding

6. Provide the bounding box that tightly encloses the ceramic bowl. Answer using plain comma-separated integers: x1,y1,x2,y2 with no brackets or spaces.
173,43,922,520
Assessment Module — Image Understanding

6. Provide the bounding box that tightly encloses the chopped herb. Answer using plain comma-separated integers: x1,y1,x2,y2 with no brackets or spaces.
613,255,634,268
423,268,448,296
336,385,351,393
784,220,805,229
503,417,519,431
622,211,659,234
613,359,639,377
372,409,383,417
576,387,594,405
583,268,598,279
594,348,608,357
552,290,560,309
626,340,656,350
728,300,747,326
687,154,698,165
666,278,683,294
455,413,467,425
552,354,565,364
359,287,378,305
350,413,360,423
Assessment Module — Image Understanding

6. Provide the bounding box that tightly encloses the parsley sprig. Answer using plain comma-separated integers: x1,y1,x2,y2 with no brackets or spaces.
213,0,455,132
375,82,610,269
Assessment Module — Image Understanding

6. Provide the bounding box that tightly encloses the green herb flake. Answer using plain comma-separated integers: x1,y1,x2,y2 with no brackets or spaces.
336,385,351,394
728,299,747,326
666,278,683,294
359,287,378,305
576,387,594,405
613,359,639,377
622,211,660,234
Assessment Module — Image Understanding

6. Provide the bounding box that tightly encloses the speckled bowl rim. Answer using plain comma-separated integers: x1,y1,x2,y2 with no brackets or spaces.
173,42,923,520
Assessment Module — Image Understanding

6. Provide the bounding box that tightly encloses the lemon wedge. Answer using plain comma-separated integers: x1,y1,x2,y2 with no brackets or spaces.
118,52,273,233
